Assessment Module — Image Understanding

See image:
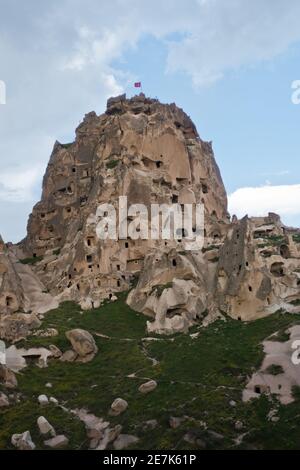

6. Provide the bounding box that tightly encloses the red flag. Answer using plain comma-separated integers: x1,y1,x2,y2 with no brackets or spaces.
134,82,141,88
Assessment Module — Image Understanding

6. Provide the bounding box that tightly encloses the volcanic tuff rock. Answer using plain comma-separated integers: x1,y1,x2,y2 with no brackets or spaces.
0,93,300,335
0,236,58,340
65,328,98,362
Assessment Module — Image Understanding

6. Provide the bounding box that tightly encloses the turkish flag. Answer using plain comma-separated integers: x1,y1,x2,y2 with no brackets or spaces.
134,82,141,88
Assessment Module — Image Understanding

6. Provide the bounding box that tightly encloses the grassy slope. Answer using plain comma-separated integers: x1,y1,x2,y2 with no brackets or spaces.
1,294,300,450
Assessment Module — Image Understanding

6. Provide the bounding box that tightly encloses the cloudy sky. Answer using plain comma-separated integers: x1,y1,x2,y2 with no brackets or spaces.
0,0,300,242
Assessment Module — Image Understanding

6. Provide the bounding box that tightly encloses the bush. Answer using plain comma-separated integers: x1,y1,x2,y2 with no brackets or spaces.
106,159,119,169
293,234,300,244
264,364,284,375
19,256,43,265
60,142,73,149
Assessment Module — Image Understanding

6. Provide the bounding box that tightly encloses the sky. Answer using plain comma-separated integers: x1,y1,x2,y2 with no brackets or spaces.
0,0,300,242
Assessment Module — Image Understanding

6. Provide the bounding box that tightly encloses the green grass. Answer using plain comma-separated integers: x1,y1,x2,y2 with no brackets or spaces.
293,234,300,244
257,235,285,249
106,159,119,169
202,245,219,253
264,364,284,376
2,297,300,450
268,327,290,342
60,143,73,149
19,256,43,265
150,283,173,296
292,385,300,401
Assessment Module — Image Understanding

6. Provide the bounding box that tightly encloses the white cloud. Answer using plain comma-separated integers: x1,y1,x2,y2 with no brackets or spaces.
166,0,300,86
59,0,300,87
0,166,45,203
228,184,300,226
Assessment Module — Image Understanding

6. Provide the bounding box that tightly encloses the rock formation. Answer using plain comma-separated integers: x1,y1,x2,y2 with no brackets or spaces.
65,329,98,362
216,214,300,320
243,325,300,404
0,93,299,336
0,236,58,341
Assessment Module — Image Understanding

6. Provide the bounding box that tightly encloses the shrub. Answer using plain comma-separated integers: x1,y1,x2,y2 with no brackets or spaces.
264,364,284,376
106,159,119,169
19,256,43,265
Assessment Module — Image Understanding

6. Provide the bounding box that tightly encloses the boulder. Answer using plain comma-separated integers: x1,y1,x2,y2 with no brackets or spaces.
44,435,69,449
169,416,185,429
37,416,56,436
207,430,224,442
65,329,98,362
107,424,122,443
49,344,62,358
235,421,243,431
0,364,17,388
113,434,139,450
138,380,157,394
60,349,77,362
142,420,158,430
38,394,49,406
11,431,35,450
0,392,9,407
110,398,128,416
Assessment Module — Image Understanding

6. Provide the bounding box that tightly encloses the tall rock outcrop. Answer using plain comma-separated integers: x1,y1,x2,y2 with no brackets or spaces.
216,214,300,320
20,93,229,328
0,237,57,340
1,93,299,335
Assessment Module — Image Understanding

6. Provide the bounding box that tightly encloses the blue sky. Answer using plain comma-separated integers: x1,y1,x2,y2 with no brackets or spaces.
117,35,300,191
0,0,300,242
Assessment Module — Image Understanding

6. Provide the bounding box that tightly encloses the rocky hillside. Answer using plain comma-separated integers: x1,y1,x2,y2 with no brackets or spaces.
1,95,300,451
1,93,299,337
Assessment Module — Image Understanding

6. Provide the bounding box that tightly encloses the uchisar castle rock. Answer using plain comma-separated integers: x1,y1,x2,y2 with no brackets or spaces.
1,93,300,339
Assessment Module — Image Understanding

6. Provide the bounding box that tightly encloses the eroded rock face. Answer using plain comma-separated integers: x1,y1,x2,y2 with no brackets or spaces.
19,94,228,321
0,237,23,315
6,345,53,372
216,214,300,321
1,94,299,335
243,325,300,405
0,313,41,342
0,236,58,340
